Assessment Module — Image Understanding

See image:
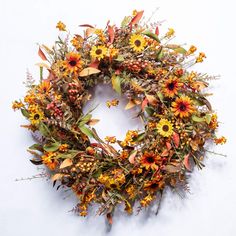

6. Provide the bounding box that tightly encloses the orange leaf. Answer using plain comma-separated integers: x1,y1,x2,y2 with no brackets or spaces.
183,154,191,171
89,60,100,69
79,67,101,77
141,98,148,111
146,94,158,106
173,132,180,148
51,173,64,181
38,47,47,61
108,25,115,44
85,27,95,37
87,119,100,126
155,26,159,36
129,150,137,164
107,213,113,225
166,142,172,150
129,10,144,27
161,149,169,157
59,159,73,169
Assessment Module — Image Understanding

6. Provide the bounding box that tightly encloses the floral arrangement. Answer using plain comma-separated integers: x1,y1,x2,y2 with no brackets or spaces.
13,10,226,223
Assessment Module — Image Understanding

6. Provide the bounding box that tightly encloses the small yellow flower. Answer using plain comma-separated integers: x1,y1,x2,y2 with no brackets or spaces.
165,28,175,38
214,136,227,145
121,130,138,146
129,34,146,53
157,119,173,137
70,35,84,49
106,99,119,108
12,101,24,110
196,52,206,63
109,48,119,58
140,194,155,207
104,136,117,143
90,45,108,61
187,45,197,55
56,21,66,31
59,144,69,152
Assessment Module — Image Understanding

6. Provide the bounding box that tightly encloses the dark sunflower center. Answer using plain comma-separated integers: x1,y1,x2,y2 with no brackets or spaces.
167,82,175,90
146,156,155,163
134,40,141,47
69,60,77,67
162,125,169,132
150,183,159,189
110,184,117,188
179,103,187,111
34,114,40,120
96,49,103,55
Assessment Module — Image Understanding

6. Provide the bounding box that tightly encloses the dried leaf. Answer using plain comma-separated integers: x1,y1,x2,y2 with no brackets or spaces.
129,150,137,164
111,75,121,95
125,100,136,110
164,164,181,173
43,142,60,152
155,26,159,36
107,213,113,225
30,159,43,165
129,10,144,27
35,62,50,69
80,125,94,138
161,149,169,157
108,25,115,44
79,67,101,77
141,98,148,111
38,47,47,61
146,94,158,106
87,119,100,126
51,173,64,181
166,142,172,150
183,154,191,171
79,24,94,28
60,158,73,169
85,27,96,37
173,132,180,148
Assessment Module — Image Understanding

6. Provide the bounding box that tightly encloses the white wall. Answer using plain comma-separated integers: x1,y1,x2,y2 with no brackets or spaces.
0,0,235,235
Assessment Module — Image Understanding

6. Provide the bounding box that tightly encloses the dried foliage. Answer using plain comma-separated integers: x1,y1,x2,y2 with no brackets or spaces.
13,10,226,223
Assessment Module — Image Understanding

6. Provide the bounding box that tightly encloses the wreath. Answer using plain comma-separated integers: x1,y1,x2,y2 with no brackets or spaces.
13,10,226,223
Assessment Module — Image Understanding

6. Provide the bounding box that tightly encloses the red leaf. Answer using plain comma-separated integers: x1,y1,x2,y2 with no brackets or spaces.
184,154,191,171
166,142,172,150
141,98,148,111
107,213,113,225
108,25,115,44
128,150,137,164
38,47,47,61
79,24,94,28
89,60,100,69
155,26,159,36
129,10,144,27
173,132,180,148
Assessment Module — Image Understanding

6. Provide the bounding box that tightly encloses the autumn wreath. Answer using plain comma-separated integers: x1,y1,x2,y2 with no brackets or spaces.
13,10,226,223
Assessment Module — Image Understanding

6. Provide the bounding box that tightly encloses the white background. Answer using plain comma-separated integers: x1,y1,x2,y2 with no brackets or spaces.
0,0,235,235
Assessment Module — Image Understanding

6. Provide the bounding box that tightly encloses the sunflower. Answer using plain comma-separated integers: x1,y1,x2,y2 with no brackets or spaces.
141,152,160,170
65,52,83,74
90,45,107,61
129,34,146,53
29,109,44,125
171,96,195,118
163,77,182,97
144,179,165,192
38,80,51,94
157,119,173,137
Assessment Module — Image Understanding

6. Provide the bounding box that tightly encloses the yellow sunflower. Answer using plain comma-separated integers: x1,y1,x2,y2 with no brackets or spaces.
163,77,182,98
90,45,107,60
129,34,146,53
157,119,173,137
29,110,44,125
171,96,195,118
64,52,83,74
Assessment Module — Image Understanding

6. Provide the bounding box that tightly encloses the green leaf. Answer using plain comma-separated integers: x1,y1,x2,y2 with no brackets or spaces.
142,30,160,43
173,47,187,55
191,115,205,123
205,114,211,124
157,92,164,101
78,114,92,127
111,75,121,95
38,122,50,137
21,109,29,118
145,106,154,116
80,125,94,138
92,169,102,178
115,55,125,62
43,142,60,152
133,132,145,142
29,144,43,151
